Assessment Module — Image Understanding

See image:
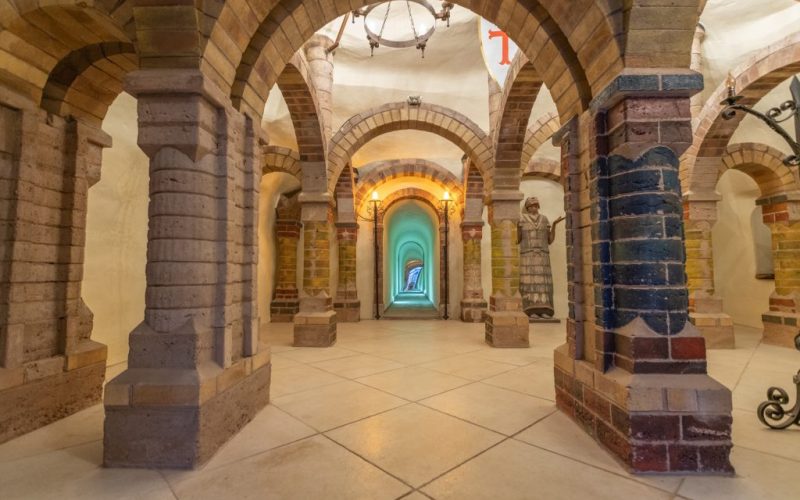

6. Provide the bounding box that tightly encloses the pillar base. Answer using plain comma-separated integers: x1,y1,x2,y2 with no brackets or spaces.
460,299,487,323
0,340,107,444
690,312,735,349
762,311,800,348
554,345,733,474
294,310,338,347
103,347,271,469
333,299,361,323
485,310,529,347
270,298,299,323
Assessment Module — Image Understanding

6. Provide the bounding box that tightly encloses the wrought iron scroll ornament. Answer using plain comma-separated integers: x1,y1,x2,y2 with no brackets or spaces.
352,1,454,58
720,75,800,167
756,333,800,430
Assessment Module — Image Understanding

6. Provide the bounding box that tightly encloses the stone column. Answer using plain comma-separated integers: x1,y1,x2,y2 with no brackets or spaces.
103,70,270,469
460,222,487,322
293,193,337,346
270,194,301,322
485,191,529,347
684,194,735,348
334,222,360,322
553,73,733,474
760,196,800,347
0,92,108,444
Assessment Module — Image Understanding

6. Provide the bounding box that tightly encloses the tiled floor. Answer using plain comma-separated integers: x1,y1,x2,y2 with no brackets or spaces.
1,321,799,499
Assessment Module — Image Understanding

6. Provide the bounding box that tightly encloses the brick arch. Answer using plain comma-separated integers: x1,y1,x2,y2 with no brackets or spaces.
355,159,464,211
719,143,800,197
328,102,493,193
493,54,548,190
523,158,562,182
521,112,561,175
275,57,326,164
263,146,301,180
199,0,625,122
683,31,800,194
41,42,138,125
379,188,446,224
0,4,133,104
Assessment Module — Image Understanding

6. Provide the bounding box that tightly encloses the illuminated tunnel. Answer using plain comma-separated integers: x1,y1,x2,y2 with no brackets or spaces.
384,199,438,311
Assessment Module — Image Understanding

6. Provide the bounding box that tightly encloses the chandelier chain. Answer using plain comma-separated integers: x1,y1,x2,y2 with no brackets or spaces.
379,1,392,39
407,0,420,41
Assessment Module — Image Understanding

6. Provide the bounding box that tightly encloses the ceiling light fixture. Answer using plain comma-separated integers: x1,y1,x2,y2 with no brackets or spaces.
351,1,454,58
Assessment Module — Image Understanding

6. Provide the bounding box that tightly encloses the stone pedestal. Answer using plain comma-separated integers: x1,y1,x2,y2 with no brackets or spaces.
762,311,800,348
295,294,338,346
461,221,487,323
103,70,270,469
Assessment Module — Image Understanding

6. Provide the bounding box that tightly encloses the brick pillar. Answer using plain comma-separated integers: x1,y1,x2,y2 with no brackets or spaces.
760,197,800,348
103,70,270,469
684,194,735,348
270,195,301,322
293,193,337,346
460,221,487,322
334,222,360,322
1,92,108,444
485,191,529,347
554,73,733,475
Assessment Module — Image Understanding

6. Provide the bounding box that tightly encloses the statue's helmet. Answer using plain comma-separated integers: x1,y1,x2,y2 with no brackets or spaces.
524,197,540,208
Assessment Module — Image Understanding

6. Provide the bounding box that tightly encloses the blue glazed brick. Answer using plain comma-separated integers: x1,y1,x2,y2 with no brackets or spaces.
612,239,684,262
609,194,680,218
593,241,611,263
609,170,663,197
614,287,687,311
612,263,668,285
666,263,687,285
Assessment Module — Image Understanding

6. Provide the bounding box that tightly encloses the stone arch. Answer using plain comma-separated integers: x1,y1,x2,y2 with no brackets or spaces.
196,0,626,122
263,146,301,180
41,42,138,125
523,159,561,183
521,112,561,174
0,3,133,105
328,102,493,193
355,159,464,207
720,143,800,197
493,53,547,190
683,31,800,194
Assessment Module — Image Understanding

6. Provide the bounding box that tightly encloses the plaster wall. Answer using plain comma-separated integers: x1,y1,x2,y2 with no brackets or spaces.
713,170,774,328
82,93,147,366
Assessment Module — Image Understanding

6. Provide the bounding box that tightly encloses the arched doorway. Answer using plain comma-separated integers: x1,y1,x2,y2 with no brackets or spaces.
383,199,440,319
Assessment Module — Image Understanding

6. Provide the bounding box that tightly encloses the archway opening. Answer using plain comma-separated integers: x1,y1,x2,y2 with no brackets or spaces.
384,199,439,317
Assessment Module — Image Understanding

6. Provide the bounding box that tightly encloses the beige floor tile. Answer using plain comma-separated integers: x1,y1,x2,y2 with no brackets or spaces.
0,405,104,463
515,412,683,492
311,353,406,379
272,380,407,431
372,346,463,364
169,435,410,500
679,446,800,500
731,408,800,462
420,382,556,435
197,405,316,471
0,441,175,500
357,366,472,401
269,363,345,398
327,404,503,487
422,439,671,500
278,346,360,364
481,361,556,401
732,366,795,412
419,354,517,381
398,492,431,500
269,353,303,370
472,345,548,366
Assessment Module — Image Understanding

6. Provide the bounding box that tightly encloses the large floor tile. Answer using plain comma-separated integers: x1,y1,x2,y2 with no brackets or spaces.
679,446,800,500
422,439,671,500
269,363,345,398
0,405,104,463
420,382,555,435
311,353,405,379
419,354,517,381
357,366,472,401
0,441,175,500
278,346,360,364
481,361,556,401
169,435,410,500
272,380,407,431
326,404,503,487
731,408,800,462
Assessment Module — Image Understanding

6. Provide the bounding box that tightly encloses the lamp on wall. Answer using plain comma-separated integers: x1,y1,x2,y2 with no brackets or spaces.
439,191,455,320
721,74,800,166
